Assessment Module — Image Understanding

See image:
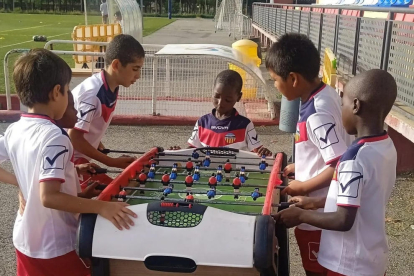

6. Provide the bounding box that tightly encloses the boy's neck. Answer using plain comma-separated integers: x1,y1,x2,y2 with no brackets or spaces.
300,78,322,103
356,119,385,138
104,69,119,93
28,105,56,120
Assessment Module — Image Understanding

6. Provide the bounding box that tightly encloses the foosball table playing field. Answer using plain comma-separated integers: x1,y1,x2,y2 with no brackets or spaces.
77,147,290,276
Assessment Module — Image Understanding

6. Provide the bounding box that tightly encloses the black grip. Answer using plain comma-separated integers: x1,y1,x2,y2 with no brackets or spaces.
95,184,108,190
93,168,108,174
99,148,110,154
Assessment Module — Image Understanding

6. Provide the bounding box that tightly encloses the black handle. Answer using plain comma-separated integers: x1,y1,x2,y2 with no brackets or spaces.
91,168,108,174
98,148,110,154
193,147,239,157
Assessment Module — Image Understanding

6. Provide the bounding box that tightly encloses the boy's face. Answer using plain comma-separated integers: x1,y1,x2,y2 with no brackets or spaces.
53,84,69,121
56,91,77,129
116,57,144,88
268,70,298,101
213,83,241,115
341,86,358,135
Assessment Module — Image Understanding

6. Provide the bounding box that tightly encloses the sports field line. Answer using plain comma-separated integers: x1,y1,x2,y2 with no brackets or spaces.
0,32,70,49
0,24,54,34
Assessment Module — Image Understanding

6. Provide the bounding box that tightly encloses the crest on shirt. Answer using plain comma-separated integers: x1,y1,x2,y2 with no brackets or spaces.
224,133,236,144
308,242,319,261
247,128,260,145
43,145,68,170
78,101,97,123
313,122,339,149
338,170,363,198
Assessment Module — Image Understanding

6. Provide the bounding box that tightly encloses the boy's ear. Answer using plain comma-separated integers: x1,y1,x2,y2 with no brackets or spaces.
111,59,121,71
50,84,62,101
289,72,299,88
237,92,242,102
353,98,361,114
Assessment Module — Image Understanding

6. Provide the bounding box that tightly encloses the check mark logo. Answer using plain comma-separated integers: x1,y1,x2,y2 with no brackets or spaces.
45,149,68,165
80,108,97,117
319,124,336,144
251,134,258,141
339,175,363,193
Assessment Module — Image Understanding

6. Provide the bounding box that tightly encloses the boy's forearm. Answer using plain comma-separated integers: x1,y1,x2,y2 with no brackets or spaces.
302,165,335,194
0,168,18,186
299,207,356,231
69,130,111,165
42,189,103,214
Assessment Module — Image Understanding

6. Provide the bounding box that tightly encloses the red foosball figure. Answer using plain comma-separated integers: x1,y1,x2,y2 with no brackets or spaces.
186,158,194,172
138,171,147,184
224,159,232,173
161,171,170,186
232,177,241,199
185,193,194,203
209,173,217,188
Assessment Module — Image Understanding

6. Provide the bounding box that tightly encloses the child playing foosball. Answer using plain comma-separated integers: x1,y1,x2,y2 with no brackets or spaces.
185,69,272,157
276,69,397,276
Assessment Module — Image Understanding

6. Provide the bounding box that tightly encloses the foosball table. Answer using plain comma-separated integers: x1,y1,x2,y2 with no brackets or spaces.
77,147,290,276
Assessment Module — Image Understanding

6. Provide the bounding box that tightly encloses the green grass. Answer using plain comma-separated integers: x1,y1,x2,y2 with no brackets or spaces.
127,168,268,215
0,13,175,94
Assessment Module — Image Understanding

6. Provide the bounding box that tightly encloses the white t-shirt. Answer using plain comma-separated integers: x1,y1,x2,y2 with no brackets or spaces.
72,71,118,161
100,3,108,16
188,108,262,151
295,83,352,231
318,132,396,276
0,114,80,259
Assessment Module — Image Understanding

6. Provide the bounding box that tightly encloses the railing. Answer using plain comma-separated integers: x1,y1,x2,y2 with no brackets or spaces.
252,3,414,112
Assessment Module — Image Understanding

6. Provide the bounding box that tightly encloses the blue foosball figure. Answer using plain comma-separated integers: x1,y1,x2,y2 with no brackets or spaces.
239,175,246,183
216,173,223,182
170,172,177,180
203,151,211,167
163,184,174,196
207,188,216,199
251,188,261,201
192,151,200,159
148,171,155,179
259,155,268,171
193,165,201,181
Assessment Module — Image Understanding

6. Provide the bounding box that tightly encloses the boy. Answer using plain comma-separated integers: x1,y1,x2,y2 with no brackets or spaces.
69,34,145,185
187,69,272,156
100,0,108,24
1,49,136,276
275,69,397,276
265,33,352,276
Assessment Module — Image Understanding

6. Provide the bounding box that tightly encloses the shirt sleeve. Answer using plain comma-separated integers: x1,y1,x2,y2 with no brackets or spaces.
307,112,348,165
0,135,9,164
39,134,72,183
336,160,364,207
187,120,203,148
245,121,262,151
73,91,99,134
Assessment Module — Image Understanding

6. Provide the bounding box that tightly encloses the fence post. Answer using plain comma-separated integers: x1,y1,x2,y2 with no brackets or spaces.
298,10,302,34
333,9,342,54
152,57,158,116
381,14,394,71
318,12,324,53
307,12,311,37
352,17,362,76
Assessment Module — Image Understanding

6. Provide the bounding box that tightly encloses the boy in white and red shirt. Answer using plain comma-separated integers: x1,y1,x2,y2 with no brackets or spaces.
276,69,397,276
188,69,272,156
0,49,136,276
69,34,145,185
266,33,352,275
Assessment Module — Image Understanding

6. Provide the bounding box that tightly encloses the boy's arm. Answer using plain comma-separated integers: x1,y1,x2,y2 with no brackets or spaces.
276,159,364,231
245,122,272,156
0,167,18,186
187,120,203,148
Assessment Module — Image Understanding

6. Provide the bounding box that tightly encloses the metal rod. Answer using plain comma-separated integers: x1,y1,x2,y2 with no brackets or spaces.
158,152,276,161
153,158,273,167
154,165,271,173
100,149,146,155
123,186,264,197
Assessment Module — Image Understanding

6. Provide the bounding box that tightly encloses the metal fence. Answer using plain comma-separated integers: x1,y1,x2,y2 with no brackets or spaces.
252,3,414,110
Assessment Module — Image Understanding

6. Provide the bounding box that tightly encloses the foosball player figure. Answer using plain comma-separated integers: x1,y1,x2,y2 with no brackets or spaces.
251,188,262,201
148,163,156,179
224,159,232,182
207,187,216,199
203,151,211,167
161,171,170,188
185,192,194,203
163,184,174,196
170,163,178,180
186,158,194,173
193,165,201,181
185,172,194,192
118,190,127,202
160,212,166,225
137,169,147,194
208,173,217,189
259,155,268,171
149,157,157,166
239,167,246,183
216,165,223,182
191,150,200,159
232,176,241,199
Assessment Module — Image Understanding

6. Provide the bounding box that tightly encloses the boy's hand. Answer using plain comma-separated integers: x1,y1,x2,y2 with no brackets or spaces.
98,142,105,152
79,181,102,199
18,190,26,216
76,163,100,176
99,202,137,230
282,163,295,178
108,156,136,169
281,180,305,196
289,196,319,210
256,147,272,157
169,146,181,150
274,206,305,228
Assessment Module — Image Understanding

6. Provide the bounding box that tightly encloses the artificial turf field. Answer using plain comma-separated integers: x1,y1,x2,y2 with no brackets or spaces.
0,13,175,93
